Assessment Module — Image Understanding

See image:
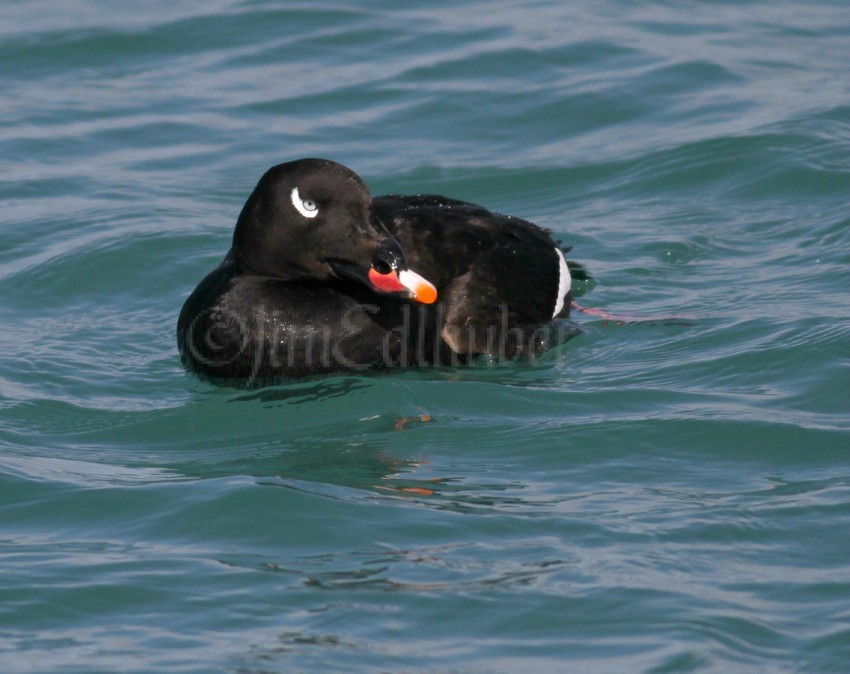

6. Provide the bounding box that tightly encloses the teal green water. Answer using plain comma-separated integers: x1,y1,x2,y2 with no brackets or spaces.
2,1,849,672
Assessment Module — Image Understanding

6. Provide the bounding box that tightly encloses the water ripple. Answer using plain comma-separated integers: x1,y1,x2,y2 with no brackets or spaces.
2,1,850,672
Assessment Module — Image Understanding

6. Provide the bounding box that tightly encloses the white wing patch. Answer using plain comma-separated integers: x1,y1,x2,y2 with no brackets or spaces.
552,247,571,318
290,186,319,219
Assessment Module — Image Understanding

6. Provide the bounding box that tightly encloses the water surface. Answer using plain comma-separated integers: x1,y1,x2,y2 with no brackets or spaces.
2,1,849,672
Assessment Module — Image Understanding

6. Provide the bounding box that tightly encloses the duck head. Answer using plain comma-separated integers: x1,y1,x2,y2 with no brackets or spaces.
231,158,436,304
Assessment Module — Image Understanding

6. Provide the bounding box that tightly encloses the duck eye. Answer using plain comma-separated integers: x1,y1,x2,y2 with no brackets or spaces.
290,187,319,219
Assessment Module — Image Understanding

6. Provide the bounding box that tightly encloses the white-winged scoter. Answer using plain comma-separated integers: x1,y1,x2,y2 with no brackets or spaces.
177,158,584,384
